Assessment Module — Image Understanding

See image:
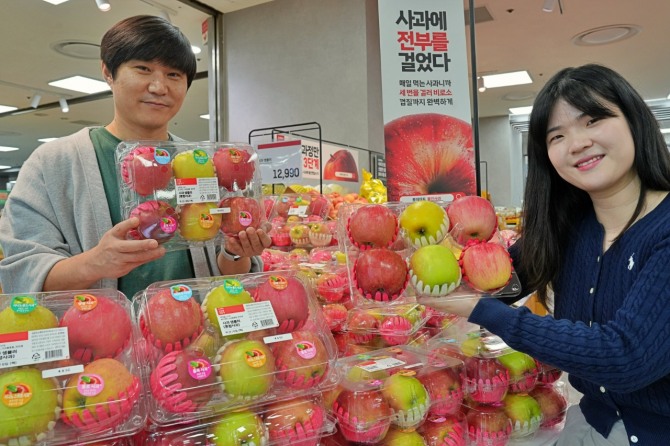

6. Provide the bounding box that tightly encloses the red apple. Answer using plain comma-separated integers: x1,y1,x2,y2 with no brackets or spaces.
529,385,567,428
379,315,413,346
213,146,256,191
465,404,512,446
536,360,563,384
446,195,498,246
420,414,467,446
59,294,132,364
417,366,464,416
128,200,178,244
463,356,509,404
353,248,409,302
264,397,326,446
459,240,513,292
149,348,217,414
218,196,263,236
346,311,379,345
271,330,331,388
324,150,359,182
384,113,476,201
121,146,173,196
178,202,222,241
140,288,204,352
306,195,333,219
332,389,392,443
347,204,398,249
253,275,310,333
322,303,348,332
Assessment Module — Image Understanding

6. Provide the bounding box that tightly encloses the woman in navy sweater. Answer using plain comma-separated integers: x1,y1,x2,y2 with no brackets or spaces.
442,64,670,445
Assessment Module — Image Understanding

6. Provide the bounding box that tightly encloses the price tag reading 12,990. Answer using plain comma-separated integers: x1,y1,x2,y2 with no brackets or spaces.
256,140,303,185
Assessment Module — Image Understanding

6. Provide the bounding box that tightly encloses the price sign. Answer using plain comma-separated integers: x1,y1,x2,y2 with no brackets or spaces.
301,141,320,180
257,140,303,185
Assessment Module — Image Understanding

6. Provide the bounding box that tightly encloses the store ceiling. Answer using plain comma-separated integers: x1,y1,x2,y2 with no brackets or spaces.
1,0,669,173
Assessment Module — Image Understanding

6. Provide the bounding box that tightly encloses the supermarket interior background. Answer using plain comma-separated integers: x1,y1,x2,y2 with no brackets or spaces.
1,0,670,207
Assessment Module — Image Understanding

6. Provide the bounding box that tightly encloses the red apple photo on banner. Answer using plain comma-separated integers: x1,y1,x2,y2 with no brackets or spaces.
384,113,477,201
323,148,359,182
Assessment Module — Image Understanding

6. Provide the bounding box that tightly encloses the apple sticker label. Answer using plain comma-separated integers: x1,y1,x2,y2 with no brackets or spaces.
153,148,171,165
268,276,288,291
73,293,98,312
10,295,37,314
244,349,267,368
77,374,104,397
199,214,215,229
169,284,193,302
228,149,242,164
222,279,244,295
159,216,177,235
2,383,32,408
192,149,209,164
295,341,317,359
187,359,212,380
239,211,253,227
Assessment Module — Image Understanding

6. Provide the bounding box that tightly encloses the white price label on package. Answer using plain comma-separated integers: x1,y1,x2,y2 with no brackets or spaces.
175,177,220,204
0,328,69,369
215,301,279,336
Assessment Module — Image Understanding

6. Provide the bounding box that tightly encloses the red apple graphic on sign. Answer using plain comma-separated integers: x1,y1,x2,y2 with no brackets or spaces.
324,149,359,182
385,113,476,201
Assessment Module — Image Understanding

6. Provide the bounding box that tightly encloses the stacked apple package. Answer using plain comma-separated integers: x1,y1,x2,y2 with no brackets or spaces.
267,192,338,250
137,393,336,445
327,345,467,445
132,270,340,427
116,141,267,252
0,290,146,446
425,321,570,445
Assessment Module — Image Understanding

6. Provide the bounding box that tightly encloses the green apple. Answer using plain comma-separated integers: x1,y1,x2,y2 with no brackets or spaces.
399,201,449,248
178,202,222,242
62,358,139,427
409,244,461,297
172,149,215,179
202,280,253,340
498,350,539,393
215,339,275,400
208,410,268,445
503,393,542,438
0,367,60,442
382,427,427,445
0,297,58,334
381,372,430,429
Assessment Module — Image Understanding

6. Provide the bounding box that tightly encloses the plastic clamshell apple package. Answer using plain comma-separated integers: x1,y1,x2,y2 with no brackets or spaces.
115,141,266,252
330,345,465,444
344,303,431,348
132,270,340,427
135,393,337,446
0,289,146,446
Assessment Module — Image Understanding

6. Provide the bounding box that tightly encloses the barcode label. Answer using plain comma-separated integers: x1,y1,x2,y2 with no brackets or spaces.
175,177,220,204
44,349,63,359
260,319,275,327
216,301,279,336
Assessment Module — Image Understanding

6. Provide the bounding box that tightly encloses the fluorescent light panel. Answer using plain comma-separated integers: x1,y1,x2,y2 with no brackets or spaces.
0,166,11,170
0,146,19,152
509,106,534,115
38,138,59,143
200,114,210,120
0,105,18,113
661,128,670,134
49,76,111,94
482,71,533,89
42,0,70,4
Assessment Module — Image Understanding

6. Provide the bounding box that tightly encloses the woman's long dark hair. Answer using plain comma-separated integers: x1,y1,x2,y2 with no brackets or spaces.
521,64,670,305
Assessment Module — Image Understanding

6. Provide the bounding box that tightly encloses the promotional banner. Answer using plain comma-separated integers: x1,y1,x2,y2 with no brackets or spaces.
379,0,476,202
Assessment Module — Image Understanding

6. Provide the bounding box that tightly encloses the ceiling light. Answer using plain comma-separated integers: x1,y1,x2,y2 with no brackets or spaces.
477,77,486,93
191,45,202,55
0,105,18,114
482,71,533,89
661,128,670,134
38,137,59,143
509,106,534,115
49,76,111,94
42,0,70,4
542,0,556,12
0,166,12,170
200,114,210,120
59,98,69,113
0,146,19,152
572,25,640,46
30,94,42,109
95,0,111,11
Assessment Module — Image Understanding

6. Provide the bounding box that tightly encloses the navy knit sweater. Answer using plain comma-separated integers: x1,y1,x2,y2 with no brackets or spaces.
469,194,670,445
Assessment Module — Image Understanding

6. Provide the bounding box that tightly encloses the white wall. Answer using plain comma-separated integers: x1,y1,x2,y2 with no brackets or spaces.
478,116,523,207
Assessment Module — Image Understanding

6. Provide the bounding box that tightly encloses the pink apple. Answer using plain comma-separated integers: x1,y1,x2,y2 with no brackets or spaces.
306,195,333,219
446,195,498,246
353,248,409,302
253,275,310,333
213,146,256,191
218,196,263,236
347,204,398,249
379,315,413,346
332,389,392,443
322,303,348,332
463,356,509,404
271,330,330,388
417,366,465,416
140,288,204,352
459,240,513,292
128,200,178,244
121,146,173,196
59,294,132,364
345,311,379,345
529,384,568,428
466,404,512,446
264,397,326,446
420,414,467,446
